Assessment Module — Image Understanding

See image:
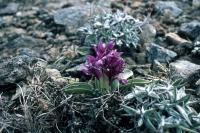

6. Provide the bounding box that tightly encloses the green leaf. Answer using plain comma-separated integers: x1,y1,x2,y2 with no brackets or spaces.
172,78,184,87
120,78,151,89
176,105,192,126
77,46,92,56
144,117,157,132
121,105,140,115
178,125,198,133
64,82,94,95
148,91,160,99
99,75,110,93
111,79,119,90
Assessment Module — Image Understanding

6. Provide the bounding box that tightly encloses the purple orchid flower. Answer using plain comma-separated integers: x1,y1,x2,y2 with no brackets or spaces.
83,41,127,84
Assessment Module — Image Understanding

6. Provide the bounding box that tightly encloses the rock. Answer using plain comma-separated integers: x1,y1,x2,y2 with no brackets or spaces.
96,0,111,8
46,47,60,62
166,32,193,55
152,21,166,37
166,32,192,46
170,61,200,93
179,20,200,40
6,35,47,49
0,55,38,85
148,43,177,63
141,24,156,43
131,1,143,8
0,17,4,27
152,60,167,73
45,68,67,86
54,5,108,33
155,1,183,17
0,3,19,16
134,68,149,77
125,57,136,65
135,52,146,64
193,0,200,8
30,31,46,39
17,48,40,58
170,60,200,80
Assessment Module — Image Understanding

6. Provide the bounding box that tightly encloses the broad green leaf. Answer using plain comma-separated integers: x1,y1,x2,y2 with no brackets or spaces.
111,79,119,90
99,75,110,93
64,82,94,94
120,78,151,89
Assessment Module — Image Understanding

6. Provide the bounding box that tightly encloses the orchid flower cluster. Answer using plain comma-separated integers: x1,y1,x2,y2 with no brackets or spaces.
83,41,128,92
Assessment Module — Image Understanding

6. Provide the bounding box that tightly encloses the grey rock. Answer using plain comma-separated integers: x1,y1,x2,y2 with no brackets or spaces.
141,24,156,43
54,5,108,33
155,1,183,17
170,60,200,79
166,32,193,56
148,43,177,63
166,32,192,46
179,20,200,40
0,3,19,16
0,17,4,26
135,52,146,64
170,60,200,91
0,55,38,85
193,0,200,7
6,35,47,49
17,48,40,58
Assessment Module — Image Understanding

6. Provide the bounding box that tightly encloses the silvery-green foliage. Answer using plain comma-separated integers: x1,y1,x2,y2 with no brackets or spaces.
122,79,200,133
192,41,200,56
78,11,142,48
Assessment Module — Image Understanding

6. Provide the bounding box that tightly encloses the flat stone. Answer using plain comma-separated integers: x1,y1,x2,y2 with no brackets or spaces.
179,20,200,40
170,60,200,79
17,48,40,58
0,17,4,26
155,1,183,17
166,32,193,55
166,32,192,45
6,35,47,49
54,5,109,33
193,0,200,8
0,3,19,16
148,43,177,63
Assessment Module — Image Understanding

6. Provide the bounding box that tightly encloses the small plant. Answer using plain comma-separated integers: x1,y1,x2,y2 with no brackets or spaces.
65,41,134,94
121,79,200,133
192,41,200,56
78,11,142,48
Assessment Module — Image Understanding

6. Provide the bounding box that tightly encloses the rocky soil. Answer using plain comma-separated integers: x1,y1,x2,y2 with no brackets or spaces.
0,0,200,132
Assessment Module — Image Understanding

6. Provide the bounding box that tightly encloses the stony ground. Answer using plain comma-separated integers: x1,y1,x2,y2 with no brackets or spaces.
0,0,200,132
